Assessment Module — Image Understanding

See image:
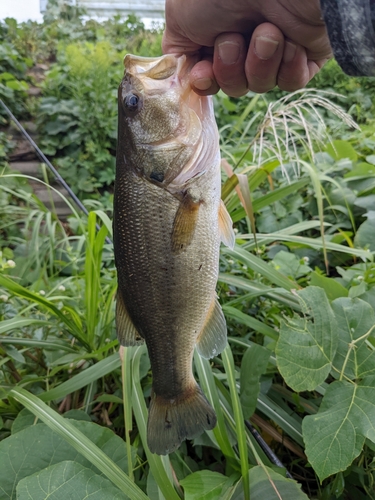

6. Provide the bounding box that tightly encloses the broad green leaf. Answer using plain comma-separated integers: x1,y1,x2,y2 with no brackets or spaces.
180,471,231,500
354,218,375,251
8,388,145,500
248,466,308,499
272,251,311,280
303,377,375,481
0,419,132,499
11,409,38,434
345,161,375,178
276,287,338,391
3,345,25,364
309,272,349,301
240,345,270,418
326,140,358,162
331,297,375,379
16,461,124,499
147,470,167,500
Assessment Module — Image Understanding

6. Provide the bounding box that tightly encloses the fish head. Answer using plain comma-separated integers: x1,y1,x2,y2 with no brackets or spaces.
118,54,219,188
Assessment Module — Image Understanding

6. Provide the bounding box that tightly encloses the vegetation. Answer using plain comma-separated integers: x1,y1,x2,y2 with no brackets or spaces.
1,2,375,499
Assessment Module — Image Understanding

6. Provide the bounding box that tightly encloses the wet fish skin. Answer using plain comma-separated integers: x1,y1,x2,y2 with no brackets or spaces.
114,54,234,455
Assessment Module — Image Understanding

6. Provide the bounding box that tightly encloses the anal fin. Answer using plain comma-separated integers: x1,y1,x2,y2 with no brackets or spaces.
116,291,144,346
196,297,228,359
171,193,200,253
219,200,235,249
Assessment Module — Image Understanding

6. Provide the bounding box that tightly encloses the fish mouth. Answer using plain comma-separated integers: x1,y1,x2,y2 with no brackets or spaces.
123,53,198,95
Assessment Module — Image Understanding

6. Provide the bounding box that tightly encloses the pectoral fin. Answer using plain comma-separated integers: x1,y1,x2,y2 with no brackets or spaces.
116,292,144,346
219,200,235,249
171,194,200,253
196,297,227,359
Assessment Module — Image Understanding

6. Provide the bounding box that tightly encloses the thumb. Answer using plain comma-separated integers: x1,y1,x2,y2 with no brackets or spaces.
162,26,202,55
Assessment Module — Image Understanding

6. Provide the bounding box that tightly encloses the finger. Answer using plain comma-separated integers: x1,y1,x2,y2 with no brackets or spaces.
162,28,201,55
189,59,220,96
277,42,310,91
162,0,202,54
245,23,285,93
307,58,330,80
277,41,329,91
212,33,248,97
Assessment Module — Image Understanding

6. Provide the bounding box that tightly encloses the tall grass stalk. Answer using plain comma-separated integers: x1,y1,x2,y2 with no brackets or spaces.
222,345,250,500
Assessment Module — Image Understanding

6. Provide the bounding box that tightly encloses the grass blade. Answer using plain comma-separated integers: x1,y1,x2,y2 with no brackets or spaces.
131,346,181,500
222,246,299,291
194,352,237,461
221,345,250,500
0,274,88,350
39,352,121,401
122,346,135,480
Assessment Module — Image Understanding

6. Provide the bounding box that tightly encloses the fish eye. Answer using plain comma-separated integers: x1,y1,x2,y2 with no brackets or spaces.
123,92,142,115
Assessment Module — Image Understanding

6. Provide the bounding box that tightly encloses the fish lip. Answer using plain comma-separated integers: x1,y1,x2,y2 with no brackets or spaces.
123,53,197,92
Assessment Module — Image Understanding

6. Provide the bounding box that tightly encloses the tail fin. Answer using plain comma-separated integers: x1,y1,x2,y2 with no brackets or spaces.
147,384,217,455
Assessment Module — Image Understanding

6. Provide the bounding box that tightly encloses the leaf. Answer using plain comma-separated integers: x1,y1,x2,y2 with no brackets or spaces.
0,419,133,499
303,376,375,481
39,352,121,402
180,471,230,500
272,251,311,280
0,275,87,349
240,345,270,419
223,306,278,340
354,218,375,251
2,345,25,364
16,461,124,499
11,409,38,434
248,466,309,499
309,272,348,301
276,287,338,391
326,140,358,162
331,297,375,379
221,346,250,500
0,318,51,335
366,155,375,165
222,246,298,291
131,346,181,500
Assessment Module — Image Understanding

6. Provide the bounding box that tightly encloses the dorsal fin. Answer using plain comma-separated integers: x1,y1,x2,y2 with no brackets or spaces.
116,292,144,346
196,297,228,359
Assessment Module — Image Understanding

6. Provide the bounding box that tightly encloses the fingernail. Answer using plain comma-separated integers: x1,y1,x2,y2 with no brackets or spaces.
254,36,279,60
194,77,213,91
218,41,240,65
283,41,297,63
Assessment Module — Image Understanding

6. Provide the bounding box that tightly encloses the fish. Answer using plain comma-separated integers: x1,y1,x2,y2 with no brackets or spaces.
114,53,235,455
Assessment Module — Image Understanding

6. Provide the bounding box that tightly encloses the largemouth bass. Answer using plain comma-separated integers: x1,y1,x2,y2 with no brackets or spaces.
114,53,234,455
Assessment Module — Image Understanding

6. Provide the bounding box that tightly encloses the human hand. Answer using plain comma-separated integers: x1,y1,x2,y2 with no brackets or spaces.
162,0,332,96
